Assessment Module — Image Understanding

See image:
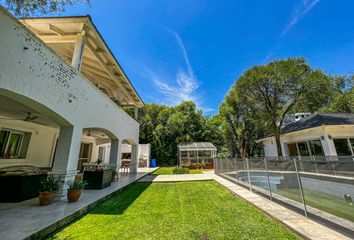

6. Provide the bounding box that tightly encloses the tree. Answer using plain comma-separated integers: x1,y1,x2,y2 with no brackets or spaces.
138,101,219,165
220,85,264,158
320,76,354,113
233,58,335,156
2,0,89,16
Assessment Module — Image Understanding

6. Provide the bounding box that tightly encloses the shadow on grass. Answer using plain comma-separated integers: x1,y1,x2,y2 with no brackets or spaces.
90,182,152,215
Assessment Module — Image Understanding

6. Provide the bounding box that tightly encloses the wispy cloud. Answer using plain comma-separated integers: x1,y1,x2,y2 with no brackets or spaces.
146,30,213,112
281,0,320,36
262,0,320,64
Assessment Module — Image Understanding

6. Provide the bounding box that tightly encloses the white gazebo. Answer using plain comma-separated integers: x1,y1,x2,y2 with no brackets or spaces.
178,142,217,169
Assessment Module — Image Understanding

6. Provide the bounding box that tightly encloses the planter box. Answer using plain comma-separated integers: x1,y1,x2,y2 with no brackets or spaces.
203,165,214,169
83,169,112,189
0,173,47,202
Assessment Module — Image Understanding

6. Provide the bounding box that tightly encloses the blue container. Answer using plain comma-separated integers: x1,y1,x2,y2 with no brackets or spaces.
150,159,157,168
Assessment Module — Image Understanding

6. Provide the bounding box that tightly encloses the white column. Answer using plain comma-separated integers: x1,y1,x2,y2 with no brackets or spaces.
130,144,138,174
109,139,121,169
52,126,82,200
71,31,85,71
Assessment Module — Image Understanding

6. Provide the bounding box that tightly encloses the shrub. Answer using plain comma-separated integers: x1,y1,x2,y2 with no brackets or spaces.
66,181,86,190
173,167,190,174
40,174,61,192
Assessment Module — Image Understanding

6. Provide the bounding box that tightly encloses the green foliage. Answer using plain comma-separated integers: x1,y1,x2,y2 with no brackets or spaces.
66,181,86,190
138,101,222,165
2,0,90,16
40,174,61,192
221,57,343,157
321,79,354,113
172,167,190,174
51,182,297,239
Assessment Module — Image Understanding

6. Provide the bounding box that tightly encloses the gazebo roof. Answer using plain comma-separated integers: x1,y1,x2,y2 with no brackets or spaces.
178,142,217,151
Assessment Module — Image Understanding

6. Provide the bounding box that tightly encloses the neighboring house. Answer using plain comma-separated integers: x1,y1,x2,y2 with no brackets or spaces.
0,7,144,198
256,113,354,159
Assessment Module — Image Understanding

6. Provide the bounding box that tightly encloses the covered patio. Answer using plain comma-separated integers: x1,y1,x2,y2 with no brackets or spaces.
0,168,156,240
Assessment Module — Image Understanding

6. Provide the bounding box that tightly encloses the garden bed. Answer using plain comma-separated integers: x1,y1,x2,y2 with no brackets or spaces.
152,167,203,175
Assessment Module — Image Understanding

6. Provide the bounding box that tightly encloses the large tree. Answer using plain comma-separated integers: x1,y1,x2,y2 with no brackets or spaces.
220,85,264,158
1,0,89,16
230,58,336,156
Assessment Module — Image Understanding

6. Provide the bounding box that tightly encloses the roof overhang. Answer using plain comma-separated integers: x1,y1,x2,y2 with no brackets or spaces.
19,16,144,108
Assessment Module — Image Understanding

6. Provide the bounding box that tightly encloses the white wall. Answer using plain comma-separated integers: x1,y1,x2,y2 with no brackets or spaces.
262,137,278,157
0,8,140,175
0,118,59,168
261,125,354,157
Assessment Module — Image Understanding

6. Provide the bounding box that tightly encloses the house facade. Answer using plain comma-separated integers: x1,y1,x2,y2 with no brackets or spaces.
0,7,144,198
257,113,354,160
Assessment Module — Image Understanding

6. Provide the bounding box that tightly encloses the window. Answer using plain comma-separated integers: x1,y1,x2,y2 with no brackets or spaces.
98,146,106,161
309,140,324,156
0,129,26,159
350,139,354,153
297,142,310,156
333,139,352,156
287,143,298,156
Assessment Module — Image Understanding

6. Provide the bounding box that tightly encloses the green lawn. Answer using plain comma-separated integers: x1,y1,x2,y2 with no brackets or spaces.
152,167,203,175
278,188,354,222
51,181,298,240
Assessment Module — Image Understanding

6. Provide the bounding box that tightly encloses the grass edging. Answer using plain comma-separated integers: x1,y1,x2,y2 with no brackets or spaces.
213,179,305,240
28,172,151,240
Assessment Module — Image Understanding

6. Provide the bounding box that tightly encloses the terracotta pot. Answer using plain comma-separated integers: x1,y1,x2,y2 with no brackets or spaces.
38,191,55,206
67,189,82,202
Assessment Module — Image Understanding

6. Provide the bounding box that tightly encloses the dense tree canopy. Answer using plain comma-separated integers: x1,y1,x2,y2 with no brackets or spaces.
138,101,223,165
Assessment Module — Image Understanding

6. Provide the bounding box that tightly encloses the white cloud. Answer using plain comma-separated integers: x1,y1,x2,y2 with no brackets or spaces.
262,0,320,63
281,0,320,36
147,30,213,112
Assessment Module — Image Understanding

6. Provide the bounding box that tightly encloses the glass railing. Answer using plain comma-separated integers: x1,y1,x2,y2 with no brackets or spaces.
214,156,354,236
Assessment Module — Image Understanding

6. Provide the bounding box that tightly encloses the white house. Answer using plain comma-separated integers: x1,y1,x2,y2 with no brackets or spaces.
257,113,354,159
0,7,145,199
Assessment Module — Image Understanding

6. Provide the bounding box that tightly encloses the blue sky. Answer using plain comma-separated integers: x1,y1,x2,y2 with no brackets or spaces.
60,0,354,114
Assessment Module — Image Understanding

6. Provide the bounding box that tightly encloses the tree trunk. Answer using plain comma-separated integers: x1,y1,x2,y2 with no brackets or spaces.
275,132,283,157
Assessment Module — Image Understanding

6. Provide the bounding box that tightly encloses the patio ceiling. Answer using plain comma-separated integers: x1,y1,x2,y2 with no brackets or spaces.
19,16,144,108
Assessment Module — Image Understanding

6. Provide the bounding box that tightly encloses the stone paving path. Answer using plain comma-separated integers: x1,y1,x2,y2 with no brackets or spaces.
138,173,213,182
204,171,352,240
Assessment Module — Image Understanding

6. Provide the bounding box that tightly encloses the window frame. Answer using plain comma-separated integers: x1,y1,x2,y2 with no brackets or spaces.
0,129,25,159
333,138,354,156
286,138,325,159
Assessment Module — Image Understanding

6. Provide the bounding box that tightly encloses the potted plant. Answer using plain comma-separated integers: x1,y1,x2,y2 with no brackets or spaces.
38,174,61,206
66,181,85,202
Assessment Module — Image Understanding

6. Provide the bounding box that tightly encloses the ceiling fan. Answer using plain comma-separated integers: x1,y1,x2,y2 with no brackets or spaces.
0,112,45,125
86,130,105,138
23,112,39,122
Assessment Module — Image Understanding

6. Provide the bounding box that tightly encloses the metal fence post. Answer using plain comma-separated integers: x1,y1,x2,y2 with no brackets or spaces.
214,158,218,174
264,158,273,200
234,158,238,183
245,158,253,192
293,157,308,218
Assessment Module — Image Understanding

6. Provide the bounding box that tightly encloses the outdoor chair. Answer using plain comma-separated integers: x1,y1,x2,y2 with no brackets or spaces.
121,160,131,173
